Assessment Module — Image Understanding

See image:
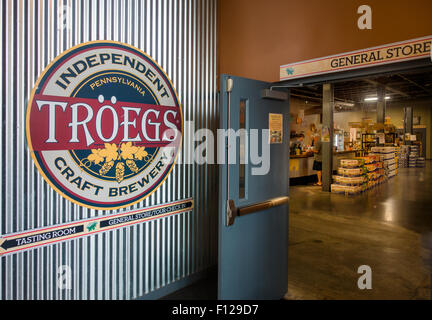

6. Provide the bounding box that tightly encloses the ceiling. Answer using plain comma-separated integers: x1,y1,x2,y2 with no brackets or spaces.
290,68,432,112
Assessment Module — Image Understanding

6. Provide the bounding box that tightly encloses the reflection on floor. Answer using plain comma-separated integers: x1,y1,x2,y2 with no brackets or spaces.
286,161,432,300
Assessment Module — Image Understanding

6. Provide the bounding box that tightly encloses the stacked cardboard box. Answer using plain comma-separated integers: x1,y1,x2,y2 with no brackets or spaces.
370,146,397,178
395,146,400,158
331,155,384,195
361,155,386,188
398,145,409,168
331,158,366,195
417,157,425,168
409,145,419,168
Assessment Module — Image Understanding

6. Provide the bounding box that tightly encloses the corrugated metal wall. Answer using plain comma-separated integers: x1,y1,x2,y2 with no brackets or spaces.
0,0,218,299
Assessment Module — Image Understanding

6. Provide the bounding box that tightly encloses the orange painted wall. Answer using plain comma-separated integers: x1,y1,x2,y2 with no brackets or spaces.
218,0,432,82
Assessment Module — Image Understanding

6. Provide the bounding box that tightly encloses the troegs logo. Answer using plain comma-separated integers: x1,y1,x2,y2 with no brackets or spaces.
26,41,183,210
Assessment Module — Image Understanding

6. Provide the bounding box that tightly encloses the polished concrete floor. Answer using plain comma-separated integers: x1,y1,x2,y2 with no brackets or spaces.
286,161,432,300
163,162,432,300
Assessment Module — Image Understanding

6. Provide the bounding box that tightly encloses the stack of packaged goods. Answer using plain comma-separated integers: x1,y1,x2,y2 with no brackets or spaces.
394,154,399,174
417,157,425,168
370,146,397,178
394,146,400,169
395,146,400,159
331,155,386,195
361,155,385,188
331,159,366,195
398,145,409,168
409,145,419,168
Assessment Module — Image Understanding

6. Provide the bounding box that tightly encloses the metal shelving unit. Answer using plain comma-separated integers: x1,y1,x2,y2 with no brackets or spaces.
362,133,397,154
362,133,378,153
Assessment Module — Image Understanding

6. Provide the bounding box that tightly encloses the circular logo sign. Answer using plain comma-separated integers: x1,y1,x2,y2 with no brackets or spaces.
26,41,183,210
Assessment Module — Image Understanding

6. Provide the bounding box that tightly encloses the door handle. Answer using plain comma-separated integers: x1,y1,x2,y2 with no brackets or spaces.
226,196,289,226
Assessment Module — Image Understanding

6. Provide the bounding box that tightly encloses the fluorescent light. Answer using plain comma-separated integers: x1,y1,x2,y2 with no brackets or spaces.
336,101,355,107
364,96,391,102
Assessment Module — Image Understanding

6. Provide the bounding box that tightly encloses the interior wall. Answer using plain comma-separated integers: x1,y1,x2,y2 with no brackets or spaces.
334,111,366,132
218,0,432,82
0,0,218,300
289,98,321,146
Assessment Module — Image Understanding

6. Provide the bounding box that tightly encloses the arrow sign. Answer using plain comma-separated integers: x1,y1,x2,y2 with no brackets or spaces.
0,198,193,256
99,200,193,228
1,226,85,251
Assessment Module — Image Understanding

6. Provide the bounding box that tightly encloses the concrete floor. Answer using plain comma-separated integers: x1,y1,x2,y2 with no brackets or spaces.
286,161,432,300
163,161,432,300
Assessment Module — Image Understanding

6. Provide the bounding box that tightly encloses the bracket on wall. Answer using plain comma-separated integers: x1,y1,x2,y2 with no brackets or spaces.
261,89,289,101
261,83,307,100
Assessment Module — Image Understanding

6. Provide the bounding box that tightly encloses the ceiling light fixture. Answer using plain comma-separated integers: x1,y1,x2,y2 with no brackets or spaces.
364,96,391,102
336,101,355,107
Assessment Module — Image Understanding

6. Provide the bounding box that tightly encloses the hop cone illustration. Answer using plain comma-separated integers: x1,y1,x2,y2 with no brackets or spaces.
126,159,139,173
99,160,114,175
116,162,125,183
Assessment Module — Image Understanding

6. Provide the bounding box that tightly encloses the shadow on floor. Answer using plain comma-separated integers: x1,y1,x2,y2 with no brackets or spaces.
161,273,218,300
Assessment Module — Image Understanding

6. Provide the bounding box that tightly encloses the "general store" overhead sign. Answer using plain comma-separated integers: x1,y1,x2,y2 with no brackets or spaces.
280,36,432,80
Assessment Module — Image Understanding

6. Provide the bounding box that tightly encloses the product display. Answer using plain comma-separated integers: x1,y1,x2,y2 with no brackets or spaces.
332,155,385,195
331,184,363,195
370,146,395,153
370,146,398,178
398,145,409,168
337,167,367,176
356,155,381,164
398,145,412,168
340,159,365,168
409,145,419,168
334,175,367,185
383,158,395,166
364,162,383,172
417,157,425,168
367,168,385,181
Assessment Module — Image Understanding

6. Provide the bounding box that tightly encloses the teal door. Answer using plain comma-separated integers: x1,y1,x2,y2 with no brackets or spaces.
218,75,290,299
